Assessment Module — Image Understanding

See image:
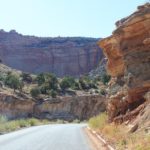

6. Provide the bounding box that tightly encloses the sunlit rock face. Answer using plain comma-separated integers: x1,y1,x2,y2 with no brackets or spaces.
0,93,106,121
0,93,35,119
0,30,103,77
99,3,150,125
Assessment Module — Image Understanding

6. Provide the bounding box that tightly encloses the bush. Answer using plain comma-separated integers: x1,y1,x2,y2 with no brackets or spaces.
0,74,5,81
0,115,7,123
47,73,58,91
36,73,45,85
79,78,89,90
72,119,80,123
101,73,111,85
36,73,58,91
21,72,32,83
89,112,107,129
79,76,97,90
40,83,49,94
50,89,57,98
28,118,39,126
60,76,76,91
5,73,22,92
71,82,80,90
30,87,41,98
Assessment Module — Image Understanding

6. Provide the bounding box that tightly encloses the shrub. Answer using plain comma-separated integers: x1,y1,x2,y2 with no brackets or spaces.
47,73,58,91
79,78,89,90
18,119,29,127
78,76,98,90
40,83,49,94
101,73,111,85
30,87,41,98
36,73,45,85
50,89,57,98
71,81,80,90
72,119,80,123
88,112,107,129
21,72,32,83
0,74,5,81
0,115,7,123
28,118,39,126
36,73,58,91
5,73,22,92
60,76,76,91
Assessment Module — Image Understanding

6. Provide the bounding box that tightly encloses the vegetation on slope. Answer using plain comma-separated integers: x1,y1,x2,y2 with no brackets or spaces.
89,113,150,150
0,64,111,99
0,115,50,133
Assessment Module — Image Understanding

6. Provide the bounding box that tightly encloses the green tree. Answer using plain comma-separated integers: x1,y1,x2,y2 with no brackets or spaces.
5,73,22,92
21,72,32,83
36,73,58,91
50,89,57,98
60,76,76,91
36,73,45,85
40,84,49,94
46,73,58,91
79,77,90,90
30,87,41,98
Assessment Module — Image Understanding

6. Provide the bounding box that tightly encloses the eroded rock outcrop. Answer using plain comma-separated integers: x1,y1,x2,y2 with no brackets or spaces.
0,92,35,119
99,3,150,126
0,92,106,121
34,95,106,120
0,30,103,77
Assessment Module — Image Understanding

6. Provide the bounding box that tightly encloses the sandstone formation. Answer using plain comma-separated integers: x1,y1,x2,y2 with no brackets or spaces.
99,3,150,128
0,92,106,121
0,92,35,119
0,30,103,77
34,95,106,121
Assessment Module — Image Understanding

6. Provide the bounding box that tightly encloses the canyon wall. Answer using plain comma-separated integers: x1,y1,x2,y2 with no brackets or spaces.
0,93,106,121
99,3,150,127
0,30,103,77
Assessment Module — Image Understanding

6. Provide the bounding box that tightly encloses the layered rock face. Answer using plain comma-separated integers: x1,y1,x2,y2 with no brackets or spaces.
99,3,150,125
0,30,103,76
0,93,106,121
34,95,106,120
0,93,34,119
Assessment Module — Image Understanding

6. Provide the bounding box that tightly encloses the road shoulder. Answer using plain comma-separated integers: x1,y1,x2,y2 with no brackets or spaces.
83,127,109,150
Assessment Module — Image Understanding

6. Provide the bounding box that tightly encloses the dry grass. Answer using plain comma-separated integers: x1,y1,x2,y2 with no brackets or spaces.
88,113,150,150
89,112,107,130
0,116,50,133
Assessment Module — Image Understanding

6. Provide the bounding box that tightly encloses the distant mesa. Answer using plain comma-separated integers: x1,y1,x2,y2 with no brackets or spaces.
0,30,103,77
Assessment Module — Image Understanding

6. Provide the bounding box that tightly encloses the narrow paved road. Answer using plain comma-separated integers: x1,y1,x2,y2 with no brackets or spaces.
0,124,92,150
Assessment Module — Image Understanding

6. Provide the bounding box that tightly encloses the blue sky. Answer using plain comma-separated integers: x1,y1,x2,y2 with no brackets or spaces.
0,0,146,38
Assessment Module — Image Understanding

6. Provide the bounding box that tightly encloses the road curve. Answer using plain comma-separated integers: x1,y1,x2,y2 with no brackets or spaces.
0,124,92,150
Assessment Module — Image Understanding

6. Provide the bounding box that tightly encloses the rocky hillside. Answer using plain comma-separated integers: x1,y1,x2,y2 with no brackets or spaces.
0,30,103,77
99,3,150,130
0,62,107,121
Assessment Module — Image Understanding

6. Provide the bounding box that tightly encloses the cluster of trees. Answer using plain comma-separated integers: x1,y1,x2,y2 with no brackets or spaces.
0,71,111,98
0,72,23,92
31,73,58,98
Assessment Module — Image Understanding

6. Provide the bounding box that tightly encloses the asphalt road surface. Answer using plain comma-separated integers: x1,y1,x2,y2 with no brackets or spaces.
0,124,93,150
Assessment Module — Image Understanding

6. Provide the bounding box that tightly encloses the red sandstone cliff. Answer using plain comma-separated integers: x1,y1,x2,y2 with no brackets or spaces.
99,3,150,129
0,30,103,76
